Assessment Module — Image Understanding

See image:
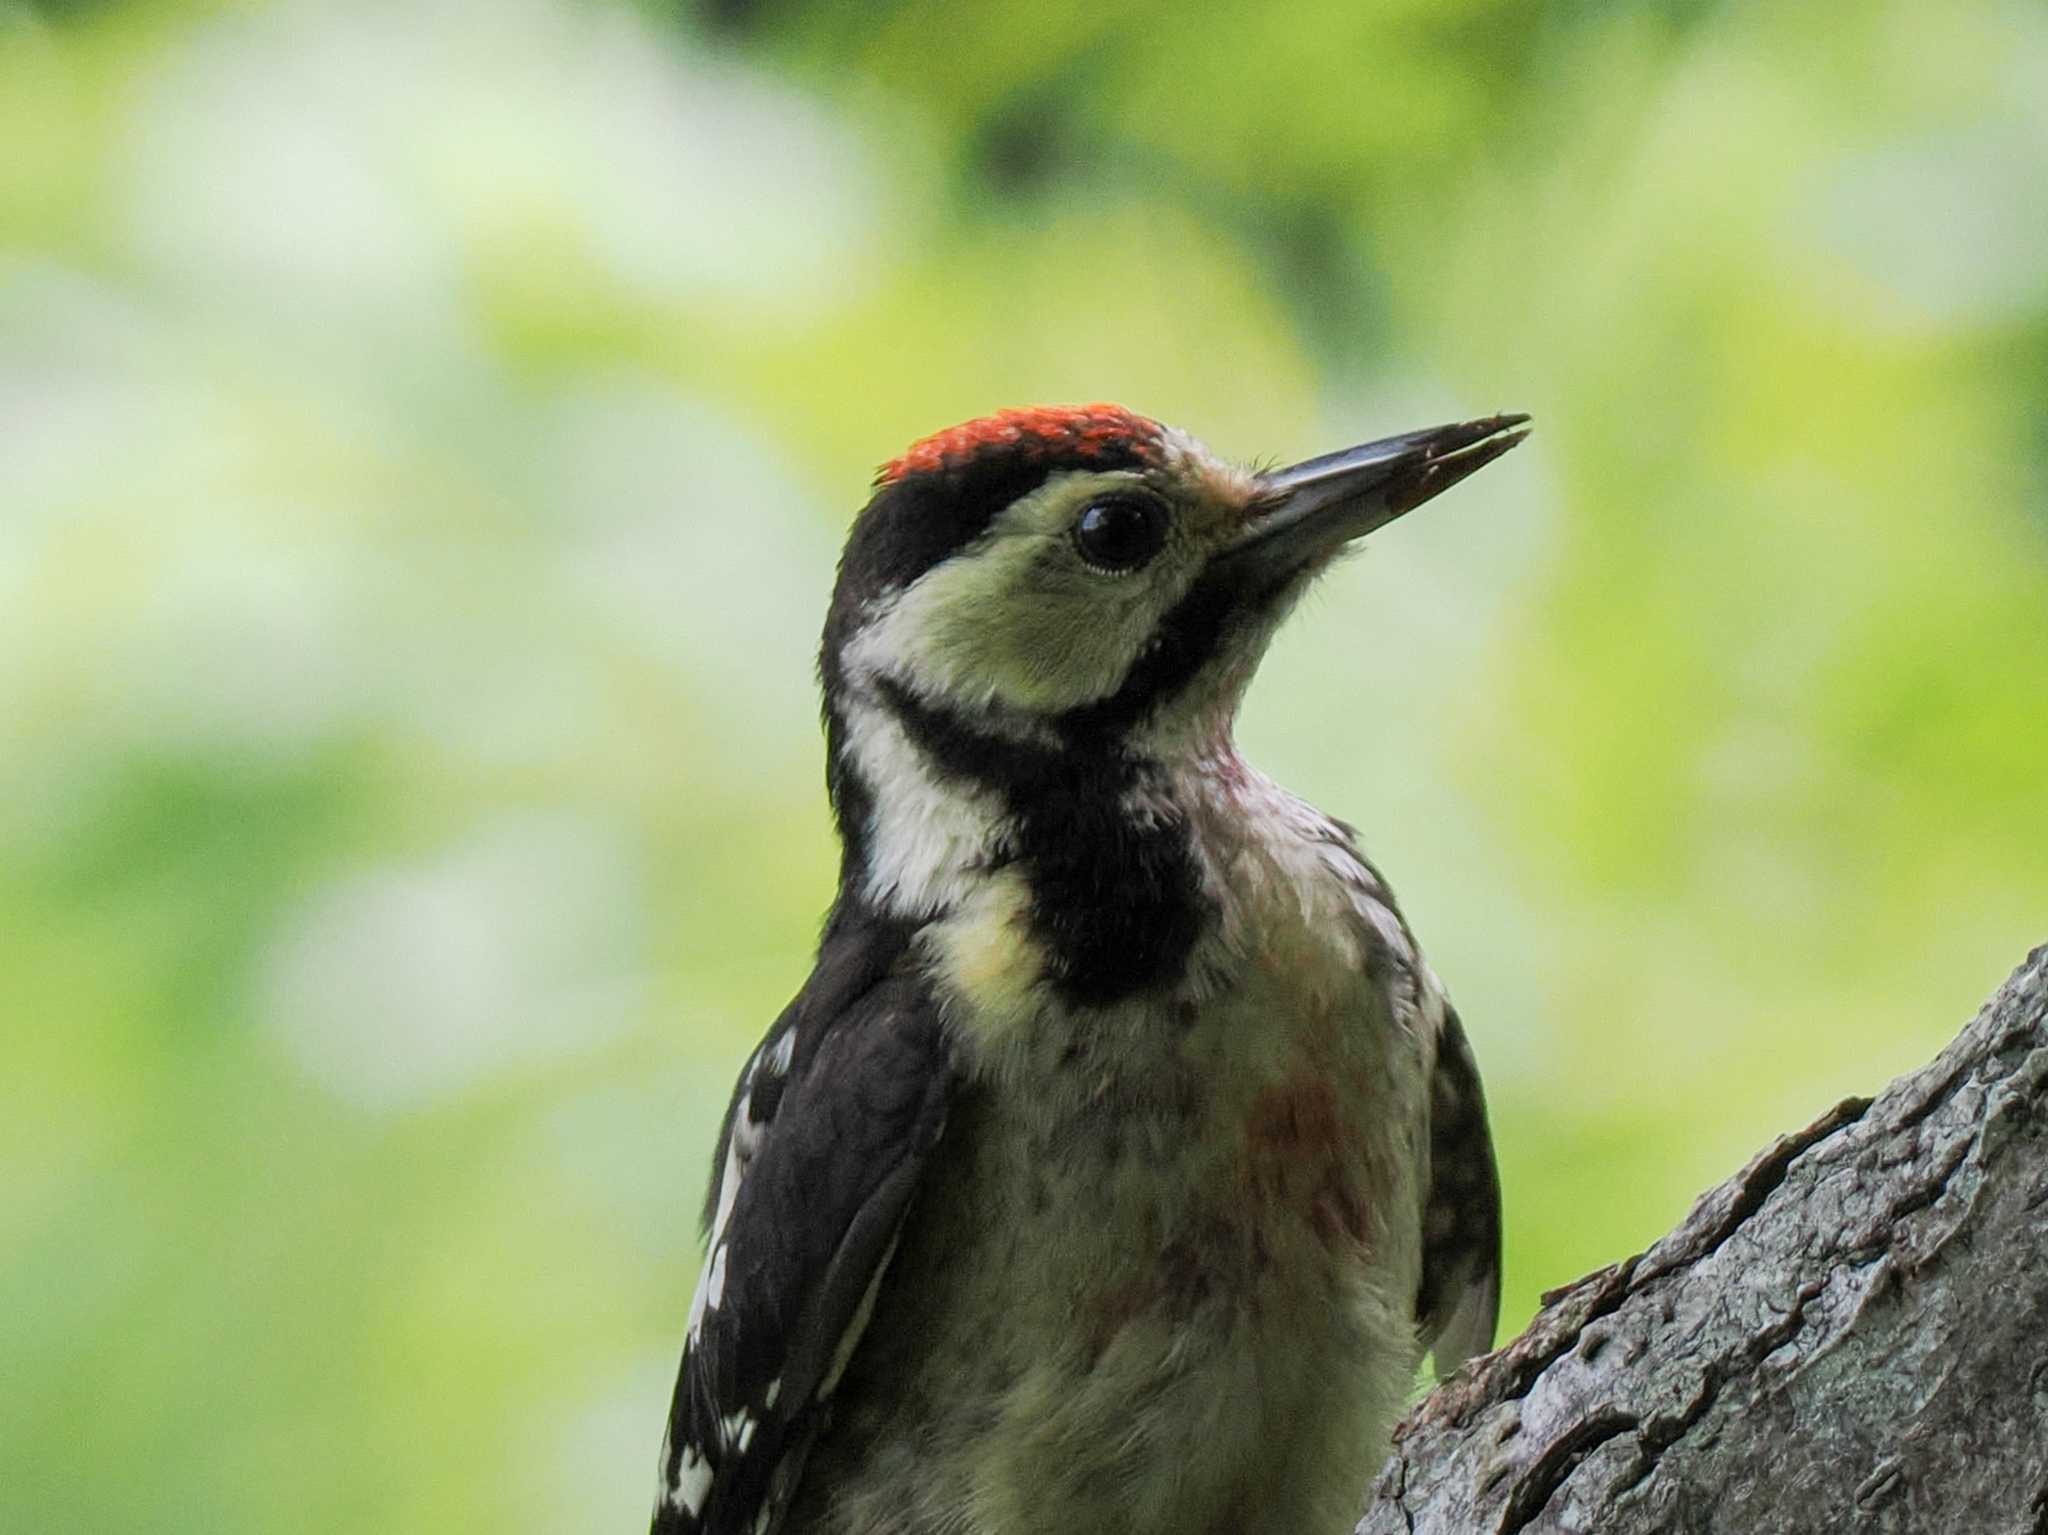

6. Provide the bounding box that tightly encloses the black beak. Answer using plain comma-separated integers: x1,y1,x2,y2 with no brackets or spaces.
1219,413,1530,589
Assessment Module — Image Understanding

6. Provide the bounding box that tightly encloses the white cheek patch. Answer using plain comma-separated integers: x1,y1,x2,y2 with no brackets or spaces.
844,470,1200,717
839,695,1009,918
855,547,1156,714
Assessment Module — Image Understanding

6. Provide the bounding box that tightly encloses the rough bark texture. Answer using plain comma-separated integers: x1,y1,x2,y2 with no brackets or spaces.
1361,943,2048,1535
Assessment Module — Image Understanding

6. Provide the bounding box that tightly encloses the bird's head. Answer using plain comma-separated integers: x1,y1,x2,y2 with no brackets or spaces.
819,404,1527,916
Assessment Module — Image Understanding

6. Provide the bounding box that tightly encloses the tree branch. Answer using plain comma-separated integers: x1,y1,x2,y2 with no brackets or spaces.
1361,944,2048,1535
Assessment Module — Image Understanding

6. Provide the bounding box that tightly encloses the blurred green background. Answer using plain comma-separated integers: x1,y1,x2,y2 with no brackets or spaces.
4,0,2045,1527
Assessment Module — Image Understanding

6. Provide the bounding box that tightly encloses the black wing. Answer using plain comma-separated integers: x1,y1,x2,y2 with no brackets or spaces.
652,917,952,1535
1415,1004,1503,1375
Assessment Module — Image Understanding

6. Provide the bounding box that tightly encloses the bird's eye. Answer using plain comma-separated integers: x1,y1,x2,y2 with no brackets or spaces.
1072,496,1170,573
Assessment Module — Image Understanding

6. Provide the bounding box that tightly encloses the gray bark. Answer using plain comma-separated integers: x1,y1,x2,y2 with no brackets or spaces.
1360,943,2048,1535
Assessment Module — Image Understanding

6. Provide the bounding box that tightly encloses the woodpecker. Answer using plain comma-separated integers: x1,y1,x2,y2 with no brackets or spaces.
652,404,1526,1535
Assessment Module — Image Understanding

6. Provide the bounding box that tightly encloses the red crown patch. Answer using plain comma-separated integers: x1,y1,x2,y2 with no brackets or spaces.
878,404,1166,486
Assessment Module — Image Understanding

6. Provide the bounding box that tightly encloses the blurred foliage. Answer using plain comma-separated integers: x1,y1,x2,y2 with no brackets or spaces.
3,0,2045,1528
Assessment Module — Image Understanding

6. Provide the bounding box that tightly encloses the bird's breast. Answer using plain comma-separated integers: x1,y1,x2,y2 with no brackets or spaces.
825,797,1438,1535
837,953,1429,1535
932,879,1432,1336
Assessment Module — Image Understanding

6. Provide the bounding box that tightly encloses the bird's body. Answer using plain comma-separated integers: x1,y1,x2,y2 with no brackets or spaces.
654,405,1521,1535
793,764,1449,1535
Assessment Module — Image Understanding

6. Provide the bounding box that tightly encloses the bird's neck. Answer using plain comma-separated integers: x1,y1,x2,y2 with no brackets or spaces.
825,683,1232,1007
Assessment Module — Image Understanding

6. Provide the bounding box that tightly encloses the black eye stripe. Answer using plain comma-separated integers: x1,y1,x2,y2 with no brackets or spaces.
1072,494,1169,572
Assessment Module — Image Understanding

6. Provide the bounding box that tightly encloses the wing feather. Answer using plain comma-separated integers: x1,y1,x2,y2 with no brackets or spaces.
654,919,951,1535
1415,1004,1503,1376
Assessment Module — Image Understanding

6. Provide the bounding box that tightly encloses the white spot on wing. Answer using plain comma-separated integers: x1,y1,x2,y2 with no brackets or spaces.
668,1446,712,1516
820,1232,901,1398
705,1089,752,1254
685,1241,729,1343
685,1268,709,1342
765,1028,796,1076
